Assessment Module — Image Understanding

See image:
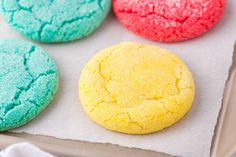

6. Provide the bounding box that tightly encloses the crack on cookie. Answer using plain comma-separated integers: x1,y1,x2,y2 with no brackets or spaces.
102,111,144,131
1,72,56,119
97,0,105,11
38,16,54,41
126,112,144,129
22,45,36,78
89,99,117,113
0,70,11,78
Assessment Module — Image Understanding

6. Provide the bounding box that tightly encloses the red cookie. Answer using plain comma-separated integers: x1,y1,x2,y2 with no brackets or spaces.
113,0,226,42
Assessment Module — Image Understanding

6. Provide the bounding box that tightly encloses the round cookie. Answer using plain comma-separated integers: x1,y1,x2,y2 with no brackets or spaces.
0,39,58,132
79,42,195,134
113,0,226,42
0,0,111,42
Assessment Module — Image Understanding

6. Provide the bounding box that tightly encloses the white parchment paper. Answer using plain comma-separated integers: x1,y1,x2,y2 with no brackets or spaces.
1,0,236,156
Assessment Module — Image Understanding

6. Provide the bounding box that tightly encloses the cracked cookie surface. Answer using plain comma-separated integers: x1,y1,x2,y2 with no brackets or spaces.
0,39,59,132
79,42,195,134
113,0,226,42
0,0,111,42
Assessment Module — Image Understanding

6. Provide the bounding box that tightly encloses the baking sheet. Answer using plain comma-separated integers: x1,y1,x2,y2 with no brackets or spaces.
212,43,236,157
0,132,170,157
0,1,236,156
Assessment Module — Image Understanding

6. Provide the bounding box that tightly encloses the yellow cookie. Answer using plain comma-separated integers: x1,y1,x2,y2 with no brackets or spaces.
79,42,195,134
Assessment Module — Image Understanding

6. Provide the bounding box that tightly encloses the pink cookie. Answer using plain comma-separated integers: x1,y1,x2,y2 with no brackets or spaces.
113,0,226,42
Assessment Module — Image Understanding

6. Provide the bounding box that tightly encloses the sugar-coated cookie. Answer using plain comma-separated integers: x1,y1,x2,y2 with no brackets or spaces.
79,42,195,134
113,0,226,42
0,0,111,42
0,39,59,132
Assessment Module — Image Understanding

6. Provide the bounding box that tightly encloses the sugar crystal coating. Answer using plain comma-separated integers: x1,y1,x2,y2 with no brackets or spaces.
0,39,58,131
113,0,226,42
1,0,111,42
79,42,195,134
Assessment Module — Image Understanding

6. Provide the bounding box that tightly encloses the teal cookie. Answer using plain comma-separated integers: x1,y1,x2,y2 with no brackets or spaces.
0,0,111,43
0,39,59,132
